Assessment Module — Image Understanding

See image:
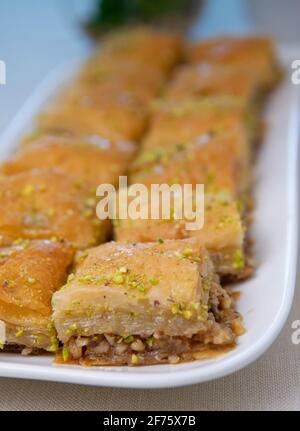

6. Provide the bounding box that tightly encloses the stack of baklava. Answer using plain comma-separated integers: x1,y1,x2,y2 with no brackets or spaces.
0,29,281,366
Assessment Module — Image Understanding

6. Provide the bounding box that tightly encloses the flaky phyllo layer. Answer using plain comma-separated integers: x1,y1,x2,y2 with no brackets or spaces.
52,240,244,365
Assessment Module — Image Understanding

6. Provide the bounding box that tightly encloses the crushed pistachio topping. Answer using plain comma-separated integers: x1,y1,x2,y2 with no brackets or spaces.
202,278,211,291
21,184,34,197
198,301,209,321
171,303,193,320
182,248,193,257
139,147,166,164
149,277,159,286
67,273,75,283
131,354,139,365
217,215,234,228
66,323,78,336
62,346,70,362
78,275,98,284
173,249,200,264
123,335,134,344
136,283,145,292
112,274,125,285
77,251,89,261
232,249,245,270
146,336,154,347
183,310,192,319
15,329,24,337
13,238,30,248
2,279,16,288
47,335,59,352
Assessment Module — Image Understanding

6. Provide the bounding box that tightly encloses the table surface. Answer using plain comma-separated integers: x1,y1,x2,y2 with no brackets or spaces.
0,0,299,411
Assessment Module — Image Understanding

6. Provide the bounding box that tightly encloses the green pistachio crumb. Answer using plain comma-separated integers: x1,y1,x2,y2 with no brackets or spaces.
21,184,34,197
47,336,59,352
149,277,159,286
182,248,193,257
136,283,145,292
183,310,192,319
232,250,245,270
124,335,134,344
62,346,70,362
67,273,75,283
146,336,154,347
15,329,24,337
112,274,125,284
131,354,139,365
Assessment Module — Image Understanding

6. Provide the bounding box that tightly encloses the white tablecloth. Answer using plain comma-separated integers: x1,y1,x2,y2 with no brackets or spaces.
0,0,299,411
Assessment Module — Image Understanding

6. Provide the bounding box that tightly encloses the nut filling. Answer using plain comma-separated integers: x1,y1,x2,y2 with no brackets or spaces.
61,283,244,366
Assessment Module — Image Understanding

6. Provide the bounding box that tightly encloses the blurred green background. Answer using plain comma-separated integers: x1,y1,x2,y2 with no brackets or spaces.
88,0,197,32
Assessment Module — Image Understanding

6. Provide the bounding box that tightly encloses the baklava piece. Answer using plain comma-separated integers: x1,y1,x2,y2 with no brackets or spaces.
165,62,260,104
130,128,251,199
52,239,244,366
115,193,250,280
1,134,136,188
38,27,183,143
0,169,107,249
0,239,74,353
186,36,281,91
142,96,259,151
94,27,183,74
37,87,148,142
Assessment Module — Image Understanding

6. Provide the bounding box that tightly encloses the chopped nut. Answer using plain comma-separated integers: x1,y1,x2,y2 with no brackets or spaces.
130,339,145,352
131,354,139,365
231,318,245,336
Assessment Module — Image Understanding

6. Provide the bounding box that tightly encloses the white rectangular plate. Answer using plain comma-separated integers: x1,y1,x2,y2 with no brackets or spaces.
0,48,298,388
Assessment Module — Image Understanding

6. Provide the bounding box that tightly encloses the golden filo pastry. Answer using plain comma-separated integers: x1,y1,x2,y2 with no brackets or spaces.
186,36,281,91
164,62,261,103
0,169,108,249
37,27,183,143
52,239,244,366
94,26,183,74
37,88,148,142
130,128,251,199
0,239,74,353
114,193,249,280
79,58,166,106
142,96,259,151
1,134,136,188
